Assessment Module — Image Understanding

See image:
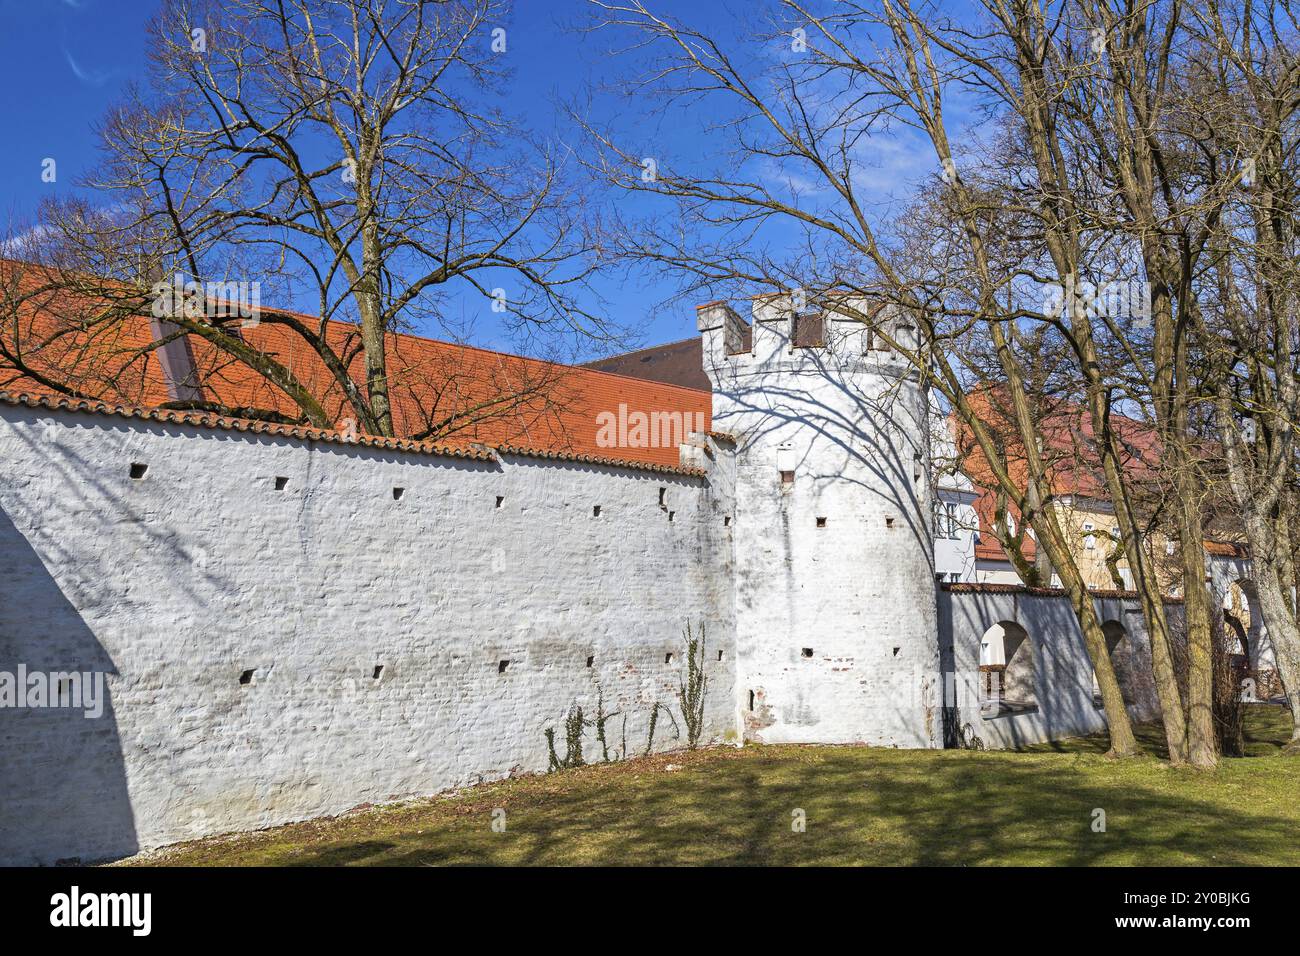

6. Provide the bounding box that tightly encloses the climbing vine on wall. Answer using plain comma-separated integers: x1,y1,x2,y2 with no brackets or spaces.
591,688,624,763
642,700,681,756
544,704,587,771
543,620,709,772
678,621,708,749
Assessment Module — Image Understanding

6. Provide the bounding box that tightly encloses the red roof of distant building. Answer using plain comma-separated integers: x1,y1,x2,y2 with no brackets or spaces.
582,337,711,390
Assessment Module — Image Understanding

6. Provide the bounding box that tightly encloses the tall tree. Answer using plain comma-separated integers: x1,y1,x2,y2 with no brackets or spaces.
583,0,1150,755
1192,0,1300,750
3,0,602,437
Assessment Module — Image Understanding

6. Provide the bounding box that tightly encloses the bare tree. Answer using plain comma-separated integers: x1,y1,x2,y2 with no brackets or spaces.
1193,0,1300,750
582,0,1154,755
3,0,605,439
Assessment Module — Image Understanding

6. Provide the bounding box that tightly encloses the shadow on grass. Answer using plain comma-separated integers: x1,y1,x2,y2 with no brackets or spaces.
296,840,398,866
277,761,1298,867
144,706,1300,867
1026,703,1291,759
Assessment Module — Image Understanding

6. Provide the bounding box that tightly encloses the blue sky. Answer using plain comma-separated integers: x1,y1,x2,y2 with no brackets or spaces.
0,0,938,360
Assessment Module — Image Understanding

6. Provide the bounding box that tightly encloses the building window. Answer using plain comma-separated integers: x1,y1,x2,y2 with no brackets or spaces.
792,313,825,348
932,501,958,539
1083,522,1096,550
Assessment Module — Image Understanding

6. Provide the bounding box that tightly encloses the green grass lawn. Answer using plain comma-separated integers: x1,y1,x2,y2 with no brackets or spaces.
128,705,1300,866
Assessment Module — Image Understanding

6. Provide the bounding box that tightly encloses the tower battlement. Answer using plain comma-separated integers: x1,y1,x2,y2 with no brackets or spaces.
696,293,920,377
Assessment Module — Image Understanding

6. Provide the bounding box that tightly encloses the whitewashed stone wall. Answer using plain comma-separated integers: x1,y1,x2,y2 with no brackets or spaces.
699,297,942,747
1,313,1216,866
938,587,1162,749
0,403,737,865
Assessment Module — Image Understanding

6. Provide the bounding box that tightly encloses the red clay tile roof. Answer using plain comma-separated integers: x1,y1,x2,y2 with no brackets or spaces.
0,389,493,459
954,389,1164,565
0,261,712,471
956,393,1245,567
1204,540,1248,558
972,491,1038,562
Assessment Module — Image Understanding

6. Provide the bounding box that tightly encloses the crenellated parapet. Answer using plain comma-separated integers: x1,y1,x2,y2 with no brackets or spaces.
697,292,921,386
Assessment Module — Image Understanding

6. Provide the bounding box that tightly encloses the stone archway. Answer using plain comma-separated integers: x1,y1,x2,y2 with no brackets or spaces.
978,621,1037,716
1092,620,1129,705
1223,579,1275,698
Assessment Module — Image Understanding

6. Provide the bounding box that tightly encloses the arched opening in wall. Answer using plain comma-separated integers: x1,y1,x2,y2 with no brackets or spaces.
978,621,1037,718
1222,580,1264,695
1224,614,1252,700
1092,621,1129,708
1218,579,1260,755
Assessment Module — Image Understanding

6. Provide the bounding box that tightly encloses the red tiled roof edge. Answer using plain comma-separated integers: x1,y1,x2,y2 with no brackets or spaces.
940,581,1186,604
0,389,492,460
0,389,711,477
493,443,706,478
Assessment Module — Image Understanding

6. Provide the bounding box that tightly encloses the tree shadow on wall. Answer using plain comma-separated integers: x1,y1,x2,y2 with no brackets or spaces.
715,353,935,568
0,506,137,865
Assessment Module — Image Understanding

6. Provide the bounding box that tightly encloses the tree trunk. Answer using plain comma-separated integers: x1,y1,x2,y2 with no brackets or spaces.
358,212,395,437
1027,496,1141,757
359,306,394,437
1086,393,1190,764
1080,603,1141,757
1215,392,1300,750
1179,522,1219,769
1252,564,1300,750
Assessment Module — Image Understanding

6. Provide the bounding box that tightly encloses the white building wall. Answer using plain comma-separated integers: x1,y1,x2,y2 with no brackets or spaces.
931,405,980,583
0,402,737,865
934,491,979,582
974,559,1027,586
698,297,942,747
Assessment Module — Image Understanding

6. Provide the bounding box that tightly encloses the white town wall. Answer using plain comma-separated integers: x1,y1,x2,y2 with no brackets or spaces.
0,402,737,865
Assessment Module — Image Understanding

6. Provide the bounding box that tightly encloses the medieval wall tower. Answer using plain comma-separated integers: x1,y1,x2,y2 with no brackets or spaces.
697,294,942,747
